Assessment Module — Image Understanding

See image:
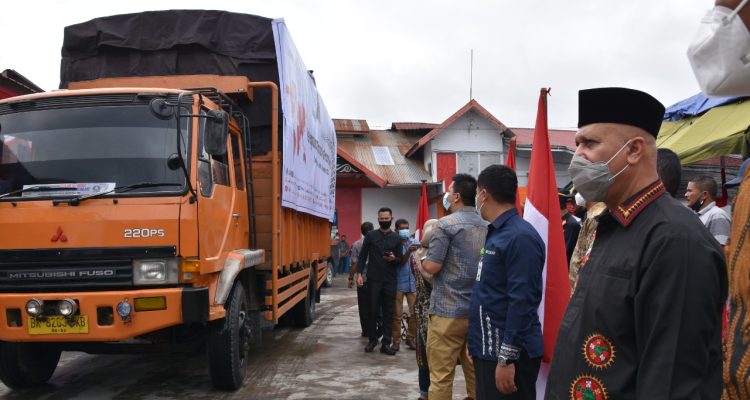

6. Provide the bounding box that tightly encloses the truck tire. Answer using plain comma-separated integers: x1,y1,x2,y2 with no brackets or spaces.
289,272,316,328
322,260,334,288
207,282,251,390
0,342,61,389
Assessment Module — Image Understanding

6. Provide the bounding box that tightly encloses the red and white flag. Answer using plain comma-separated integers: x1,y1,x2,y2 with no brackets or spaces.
523,88,570,397
504,136,523,215
415,180,430,241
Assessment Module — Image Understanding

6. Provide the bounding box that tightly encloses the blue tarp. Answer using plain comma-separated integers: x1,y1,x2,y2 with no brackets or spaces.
663,93,741,121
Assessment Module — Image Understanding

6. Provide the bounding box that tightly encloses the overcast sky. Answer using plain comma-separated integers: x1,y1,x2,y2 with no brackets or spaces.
0,0,710,130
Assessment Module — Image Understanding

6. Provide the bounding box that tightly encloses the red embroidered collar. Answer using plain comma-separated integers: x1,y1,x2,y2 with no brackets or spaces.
611,180,666,227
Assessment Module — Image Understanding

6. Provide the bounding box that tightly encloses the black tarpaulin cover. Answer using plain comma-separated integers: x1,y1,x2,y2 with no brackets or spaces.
60,10,282,154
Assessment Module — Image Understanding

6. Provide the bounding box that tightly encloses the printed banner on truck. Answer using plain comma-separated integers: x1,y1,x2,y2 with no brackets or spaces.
272,19,337,221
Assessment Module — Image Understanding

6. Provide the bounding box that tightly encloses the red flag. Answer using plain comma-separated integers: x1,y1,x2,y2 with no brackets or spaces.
415,181,430,241
505,137,523,214
522,88,570,364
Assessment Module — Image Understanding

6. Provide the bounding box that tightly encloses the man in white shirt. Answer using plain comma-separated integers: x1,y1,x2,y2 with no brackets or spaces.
685,175,732,246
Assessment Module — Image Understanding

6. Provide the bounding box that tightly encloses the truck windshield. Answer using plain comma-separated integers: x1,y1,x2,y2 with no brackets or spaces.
0,104,189,199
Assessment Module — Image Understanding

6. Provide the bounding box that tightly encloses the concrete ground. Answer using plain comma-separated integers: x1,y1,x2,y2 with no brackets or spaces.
0,274,469,399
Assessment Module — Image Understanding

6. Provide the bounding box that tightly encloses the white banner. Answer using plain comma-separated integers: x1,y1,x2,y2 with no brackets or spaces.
272,19,337,220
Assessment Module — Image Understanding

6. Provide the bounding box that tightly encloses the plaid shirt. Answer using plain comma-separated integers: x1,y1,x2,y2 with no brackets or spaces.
426,207,487,319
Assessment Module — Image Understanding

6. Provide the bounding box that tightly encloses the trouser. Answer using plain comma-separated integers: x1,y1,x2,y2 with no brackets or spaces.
392,291,416,344
368,280,396,345
419,366,430,396
427,315,475,400
338,256,350,273
474,351,541,400
357,283,370,336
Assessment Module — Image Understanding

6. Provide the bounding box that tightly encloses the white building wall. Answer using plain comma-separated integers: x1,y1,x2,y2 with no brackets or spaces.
431,111,505,153
515,149,573,187
361,187,422,228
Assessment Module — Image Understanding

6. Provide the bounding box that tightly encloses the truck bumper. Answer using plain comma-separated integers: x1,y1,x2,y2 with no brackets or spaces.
0,287,208,342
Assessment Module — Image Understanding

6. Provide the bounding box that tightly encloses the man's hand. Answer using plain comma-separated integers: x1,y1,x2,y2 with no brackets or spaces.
466,347,473,366
356,274,364,287
383,252,396,262
495,364,517,395
408,243,419,252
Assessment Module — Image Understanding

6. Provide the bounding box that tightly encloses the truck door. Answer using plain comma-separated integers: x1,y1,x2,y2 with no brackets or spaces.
228,132,249,250
197,125,237,273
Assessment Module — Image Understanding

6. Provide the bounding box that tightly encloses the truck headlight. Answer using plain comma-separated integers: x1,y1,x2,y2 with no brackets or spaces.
58,299,78,316
26,298,44,316
133,259,178,285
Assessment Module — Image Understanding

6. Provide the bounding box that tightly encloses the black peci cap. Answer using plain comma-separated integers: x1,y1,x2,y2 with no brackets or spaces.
578,87,666,137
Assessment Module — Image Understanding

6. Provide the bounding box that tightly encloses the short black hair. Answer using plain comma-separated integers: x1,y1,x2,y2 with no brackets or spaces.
477,165,517,205
691,175,718,199
378,207,392,215
452,173,477,207
394,218,409,230
360,221,374,236
657,148,682,197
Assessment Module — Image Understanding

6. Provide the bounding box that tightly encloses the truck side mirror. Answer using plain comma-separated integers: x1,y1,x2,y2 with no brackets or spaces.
204,110,229,156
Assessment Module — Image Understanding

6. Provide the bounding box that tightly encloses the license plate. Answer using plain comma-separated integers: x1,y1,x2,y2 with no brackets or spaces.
28,315,89,335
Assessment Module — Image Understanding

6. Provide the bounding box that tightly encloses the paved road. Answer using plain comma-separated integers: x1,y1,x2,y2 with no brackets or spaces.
0,275,469,399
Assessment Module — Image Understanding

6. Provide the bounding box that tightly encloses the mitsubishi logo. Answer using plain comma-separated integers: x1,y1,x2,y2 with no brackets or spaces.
51,226,68,242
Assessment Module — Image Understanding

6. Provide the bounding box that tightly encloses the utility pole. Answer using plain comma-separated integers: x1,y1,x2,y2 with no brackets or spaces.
469,48,474,101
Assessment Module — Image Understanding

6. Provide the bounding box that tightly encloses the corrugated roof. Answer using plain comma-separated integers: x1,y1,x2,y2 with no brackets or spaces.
337,130,431,185
333,119,369,134
510,127,576,151
391,122,439,131
405,99,511,157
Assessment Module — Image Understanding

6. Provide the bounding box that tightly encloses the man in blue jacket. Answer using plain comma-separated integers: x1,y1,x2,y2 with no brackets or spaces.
469,165,545,399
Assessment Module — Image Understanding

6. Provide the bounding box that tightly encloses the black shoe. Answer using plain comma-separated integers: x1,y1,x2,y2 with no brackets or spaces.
380,344,397,355
365,341,377,353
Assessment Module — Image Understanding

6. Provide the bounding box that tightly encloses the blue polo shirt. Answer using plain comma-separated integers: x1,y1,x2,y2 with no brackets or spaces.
468,208,545,363
396,238,419,293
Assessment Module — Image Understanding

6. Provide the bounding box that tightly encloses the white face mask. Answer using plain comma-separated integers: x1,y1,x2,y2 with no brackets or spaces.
687,0,750,97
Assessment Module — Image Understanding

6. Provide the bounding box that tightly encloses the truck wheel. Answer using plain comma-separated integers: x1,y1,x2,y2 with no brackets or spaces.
323,261,334,288
290,273,316,328
207,282,250,390
0,342,61,389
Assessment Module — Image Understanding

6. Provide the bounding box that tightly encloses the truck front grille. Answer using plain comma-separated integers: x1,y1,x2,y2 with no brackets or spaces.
0,246,176,292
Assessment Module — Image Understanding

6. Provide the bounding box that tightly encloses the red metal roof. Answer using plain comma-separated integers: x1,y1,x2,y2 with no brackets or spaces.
510,127,577,151
333,119,369,134
405,99,510,157
0,69,43,100
391,122,439,131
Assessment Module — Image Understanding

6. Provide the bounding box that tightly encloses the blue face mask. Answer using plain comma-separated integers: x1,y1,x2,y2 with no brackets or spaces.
399,229,410,239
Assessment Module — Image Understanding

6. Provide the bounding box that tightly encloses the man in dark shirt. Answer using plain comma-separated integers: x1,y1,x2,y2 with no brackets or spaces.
559,193,581,265
356,207,403,355
470,165,545,399
545,88,727,399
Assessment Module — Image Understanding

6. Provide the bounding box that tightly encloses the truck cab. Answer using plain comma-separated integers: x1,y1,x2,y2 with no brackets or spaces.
0,78,325,390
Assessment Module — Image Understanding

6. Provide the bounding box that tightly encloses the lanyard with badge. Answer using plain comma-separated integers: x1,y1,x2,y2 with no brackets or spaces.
476,247,485,282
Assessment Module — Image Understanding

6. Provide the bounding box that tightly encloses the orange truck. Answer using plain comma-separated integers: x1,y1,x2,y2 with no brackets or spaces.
0,11,335,390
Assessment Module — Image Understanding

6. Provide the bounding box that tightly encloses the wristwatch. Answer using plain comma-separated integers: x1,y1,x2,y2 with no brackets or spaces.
498,355,516,366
